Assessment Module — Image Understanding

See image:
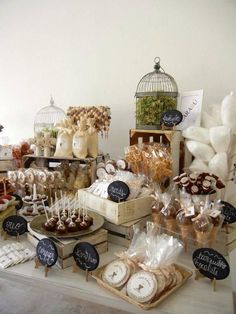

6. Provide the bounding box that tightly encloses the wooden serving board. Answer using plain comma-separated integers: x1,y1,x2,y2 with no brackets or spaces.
92,262,192,310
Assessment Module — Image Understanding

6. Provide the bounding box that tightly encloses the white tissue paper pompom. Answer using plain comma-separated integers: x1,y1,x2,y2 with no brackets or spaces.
209,126,231,153
186,140,215,162
189,159,209,173
208,153,228,180
221,91,236,133
202,111,222,129
182,127,210,144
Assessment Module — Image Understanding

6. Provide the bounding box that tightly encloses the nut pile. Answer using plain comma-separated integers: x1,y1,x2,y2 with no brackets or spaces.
67,106,111,135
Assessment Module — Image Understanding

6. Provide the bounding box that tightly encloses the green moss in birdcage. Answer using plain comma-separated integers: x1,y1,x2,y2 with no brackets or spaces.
136,95,177,126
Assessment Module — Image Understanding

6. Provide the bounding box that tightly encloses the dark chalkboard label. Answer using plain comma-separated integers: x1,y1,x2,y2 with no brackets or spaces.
193,248,230,280
73,242,99,271
161,109,183,127
3,215,27,236
221,201,236,224
36,238,58,267
107,180,130,202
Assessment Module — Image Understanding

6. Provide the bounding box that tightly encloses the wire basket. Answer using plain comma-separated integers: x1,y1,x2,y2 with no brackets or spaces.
135,57,178,129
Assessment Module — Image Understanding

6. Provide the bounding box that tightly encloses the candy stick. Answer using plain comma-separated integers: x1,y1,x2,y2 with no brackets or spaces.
42,200,49,222
33,184,37,200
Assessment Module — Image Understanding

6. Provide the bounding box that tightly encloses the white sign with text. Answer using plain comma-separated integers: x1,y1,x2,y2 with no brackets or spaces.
177,90,203,130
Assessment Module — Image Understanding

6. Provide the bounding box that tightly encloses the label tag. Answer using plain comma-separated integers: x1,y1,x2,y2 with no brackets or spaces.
185,206,195,217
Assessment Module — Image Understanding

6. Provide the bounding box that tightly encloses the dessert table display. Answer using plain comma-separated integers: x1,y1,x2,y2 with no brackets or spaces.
1,57,236,313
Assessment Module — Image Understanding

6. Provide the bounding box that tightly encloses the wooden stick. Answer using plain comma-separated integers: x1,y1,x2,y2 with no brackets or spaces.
213,278,216,292
72,261,78,273
3,178,7,196
45,266,49,277
225,224,229,234
86,269,89,282
16,232,20,242
34,257,40,269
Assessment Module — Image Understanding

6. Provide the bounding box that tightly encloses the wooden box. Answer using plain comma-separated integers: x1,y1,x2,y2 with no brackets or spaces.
0,205,16,231
27,228,108,269
56,242,108,269
104,215,151,248
129,129,192,177
78,189,153,225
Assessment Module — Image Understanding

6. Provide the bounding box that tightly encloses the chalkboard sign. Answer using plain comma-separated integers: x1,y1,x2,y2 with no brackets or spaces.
161,109,183,127
107,180,130,202
36,238,58,267
73,242,99,271
3,215,27,236
221,201,236,224
193,248,230,280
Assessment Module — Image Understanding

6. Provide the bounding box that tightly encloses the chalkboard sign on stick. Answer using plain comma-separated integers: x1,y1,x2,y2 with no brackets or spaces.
36,238,58,268
160,109,183,128
73,242,99,280
193,248,230,286
221,201,236,225
107,180,130,203
3,215,27,237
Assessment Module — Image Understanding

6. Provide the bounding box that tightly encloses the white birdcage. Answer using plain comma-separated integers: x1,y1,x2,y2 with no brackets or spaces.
34,97,66,135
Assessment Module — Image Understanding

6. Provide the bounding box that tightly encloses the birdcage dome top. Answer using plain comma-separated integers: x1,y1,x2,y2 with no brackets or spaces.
34,97,66,135
135,57,178,98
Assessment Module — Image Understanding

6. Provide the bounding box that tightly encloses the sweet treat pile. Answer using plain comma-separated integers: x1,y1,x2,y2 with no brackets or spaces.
152,184,224,249
100,223,184,304
125,143,172,183
42,197,93,234
67,106,111,136
0,194,15,212
173,172,225,195
0,243,35,269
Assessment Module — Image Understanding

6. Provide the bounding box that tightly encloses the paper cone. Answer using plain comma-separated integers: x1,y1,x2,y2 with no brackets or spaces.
179,224,193,252
208,226,219,247
195,231,210,248
152,212,162,226
165,218,178,236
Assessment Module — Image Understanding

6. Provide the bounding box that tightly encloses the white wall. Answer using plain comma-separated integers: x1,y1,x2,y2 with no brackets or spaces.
0,0,236,158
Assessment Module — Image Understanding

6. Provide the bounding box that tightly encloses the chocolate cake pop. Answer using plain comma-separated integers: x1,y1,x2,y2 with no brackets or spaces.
67,221,78,232
57,222,67,234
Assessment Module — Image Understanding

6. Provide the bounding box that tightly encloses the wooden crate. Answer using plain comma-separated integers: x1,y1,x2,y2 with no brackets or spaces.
129,129,192,177
0,205,16,231
56,242,108,269
27,227,108,258
0,158,16,175
78,189,153,225
104,215,151,240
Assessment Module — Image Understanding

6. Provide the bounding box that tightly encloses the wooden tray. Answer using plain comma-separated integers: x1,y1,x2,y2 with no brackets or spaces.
92,262,192,310
29,210,104,238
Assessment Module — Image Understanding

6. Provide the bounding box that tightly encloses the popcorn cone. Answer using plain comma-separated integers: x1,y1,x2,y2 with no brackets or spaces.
208,226,219,248
165,218,178,236
152,212,162,226
195,231,210,248
179,224,193,252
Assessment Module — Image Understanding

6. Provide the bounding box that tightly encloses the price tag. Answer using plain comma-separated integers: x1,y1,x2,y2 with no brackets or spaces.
36,238,58,267
193,248,230,280
73,242,99,271
160,109,183,127
3,215,27,236
185,206,195,217
108,180,130,202
221,201,236,224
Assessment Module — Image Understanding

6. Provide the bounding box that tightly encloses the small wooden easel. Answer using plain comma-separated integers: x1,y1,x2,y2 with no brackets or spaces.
34,257,50,277
1,230,20,241
195,269,217,292
72,261,90,282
